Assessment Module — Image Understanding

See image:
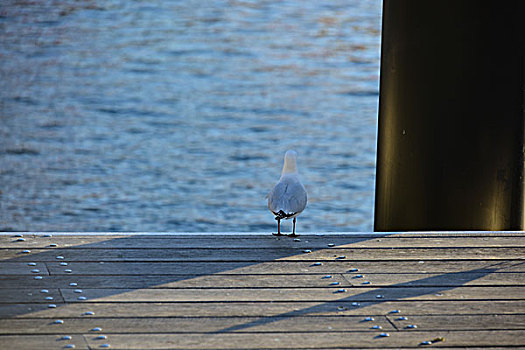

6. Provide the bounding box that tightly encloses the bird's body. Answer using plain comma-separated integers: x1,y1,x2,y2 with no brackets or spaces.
268,150,307,236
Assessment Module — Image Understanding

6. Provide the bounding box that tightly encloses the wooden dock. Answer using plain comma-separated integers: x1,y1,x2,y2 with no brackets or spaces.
0,232,523,349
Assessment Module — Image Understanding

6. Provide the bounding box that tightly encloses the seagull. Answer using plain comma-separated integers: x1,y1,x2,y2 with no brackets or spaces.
268,150,307,236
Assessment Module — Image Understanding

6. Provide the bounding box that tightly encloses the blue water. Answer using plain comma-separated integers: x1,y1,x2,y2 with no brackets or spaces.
0,0,381,232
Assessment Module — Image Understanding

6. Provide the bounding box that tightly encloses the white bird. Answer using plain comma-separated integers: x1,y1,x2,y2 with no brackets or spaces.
268,150,307,236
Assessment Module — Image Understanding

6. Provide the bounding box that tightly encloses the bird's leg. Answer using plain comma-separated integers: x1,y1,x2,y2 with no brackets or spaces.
272,218,283,236
289,217,299,237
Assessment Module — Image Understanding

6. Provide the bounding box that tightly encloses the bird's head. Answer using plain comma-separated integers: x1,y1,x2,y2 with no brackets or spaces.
282,150,298,174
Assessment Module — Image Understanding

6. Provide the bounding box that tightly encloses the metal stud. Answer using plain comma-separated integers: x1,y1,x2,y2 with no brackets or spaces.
65,345,75,349
40,289,49,293
14,234,23,238
60,335,72,340
49,243,58,247
396,316,408,321
34,276,43,280
31,269,40,273
364,317,374,322
327,243,335,247
45,296,54,300
375,294,384,299
56,256,65,260
362,281,371,284
48,304,57,308
64,269,72,273
302,249,312,253
334,288,346,293
74,289,83,293
84,311,95,316
389,309,400,314
43,234,52,237
311,262,322,266
78,296,87,300
378,332,390,337
348,268,358,272
53,319,64,324
371,325,382,329
60,262,68,266
27,262,37,266
351,302,360,306
16,238,26,242
406,324,418,329
91,327,102,332
420,341,432,345
354,274,363,278
95,335,107,340
330,282,340,285
69,282,78,286
22,250,31,254
293,238,301,242
322,275,332,279
336,255,346,259
100,344,111,348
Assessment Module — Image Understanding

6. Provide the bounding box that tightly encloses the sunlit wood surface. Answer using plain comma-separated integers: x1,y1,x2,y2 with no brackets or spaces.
0,232,524,349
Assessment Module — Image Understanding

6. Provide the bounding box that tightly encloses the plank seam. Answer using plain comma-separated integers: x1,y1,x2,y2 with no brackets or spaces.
3,259,522,262
1,231,523,235
17,299,525,304
4,247,525,249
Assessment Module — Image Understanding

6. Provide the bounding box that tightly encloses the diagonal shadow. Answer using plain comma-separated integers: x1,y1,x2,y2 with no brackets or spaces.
212,264,509,333
0,233,391,317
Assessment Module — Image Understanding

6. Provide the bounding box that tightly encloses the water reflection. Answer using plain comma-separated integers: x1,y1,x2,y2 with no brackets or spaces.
0,0,381,232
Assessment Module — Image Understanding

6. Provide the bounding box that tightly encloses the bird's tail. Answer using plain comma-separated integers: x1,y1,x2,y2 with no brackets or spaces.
274,210,295,220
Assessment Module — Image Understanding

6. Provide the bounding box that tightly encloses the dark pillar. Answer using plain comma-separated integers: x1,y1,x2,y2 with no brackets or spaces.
374,1,525,231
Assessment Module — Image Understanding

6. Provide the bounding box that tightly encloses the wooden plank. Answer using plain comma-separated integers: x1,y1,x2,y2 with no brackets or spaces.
0,262,49,275
55,286,525,303
2,301,523,318
1,247,523,261
1,315,522,335
0,289,63,303
2,272,522,289
35,260,525,275
0,335,88,350
1,332,523,349
342,272,525,287
2,234,524,248
387,314,525,331
79,330,525,348
3,233,523,242
0,274,351,289
0,316,396,334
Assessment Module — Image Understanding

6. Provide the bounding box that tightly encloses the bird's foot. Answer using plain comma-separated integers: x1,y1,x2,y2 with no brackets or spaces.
272,232,284,236
288,233,300,237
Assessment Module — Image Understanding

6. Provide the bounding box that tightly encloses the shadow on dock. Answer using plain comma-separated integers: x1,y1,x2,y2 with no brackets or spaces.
212,265,503,333
0,233,519,323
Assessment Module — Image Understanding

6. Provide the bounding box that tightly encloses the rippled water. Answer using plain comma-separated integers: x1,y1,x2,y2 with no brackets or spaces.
0,0,381,232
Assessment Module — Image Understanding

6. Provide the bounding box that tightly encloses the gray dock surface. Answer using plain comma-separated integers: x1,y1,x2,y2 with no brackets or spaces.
0,232,523,349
